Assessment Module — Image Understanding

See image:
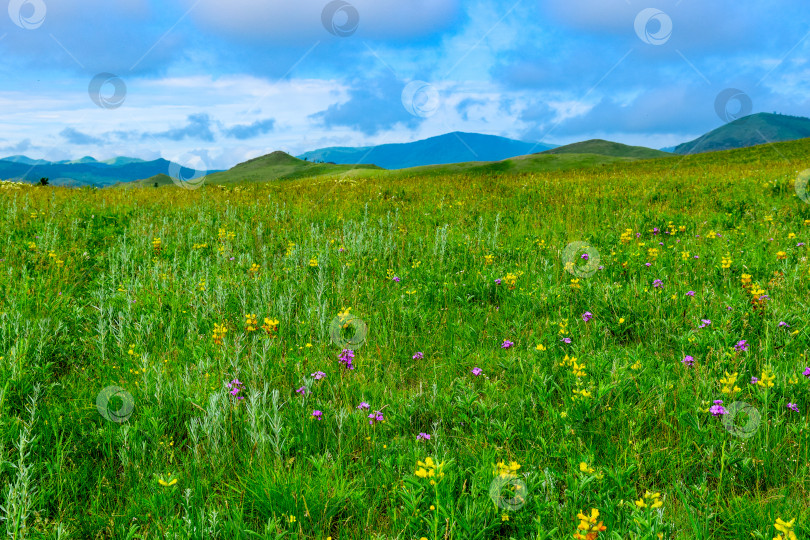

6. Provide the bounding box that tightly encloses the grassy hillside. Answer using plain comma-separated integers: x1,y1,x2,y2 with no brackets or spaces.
1,137,809,538
675,112,810,154
541,139,671,159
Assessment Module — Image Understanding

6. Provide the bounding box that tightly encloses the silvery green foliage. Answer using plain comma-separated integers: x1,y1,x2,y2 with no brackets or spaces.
0,385,41,540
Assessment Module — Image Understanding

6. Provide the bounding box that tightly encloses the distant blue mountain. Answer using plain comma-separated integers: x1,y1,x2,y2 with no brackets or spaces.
297,132,557,169
0,156,222,187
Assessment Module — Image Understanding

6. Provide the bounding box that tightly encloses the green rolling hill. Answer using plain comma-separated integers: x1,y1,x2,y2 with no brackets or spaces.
540,139,671,159
674,112,810,155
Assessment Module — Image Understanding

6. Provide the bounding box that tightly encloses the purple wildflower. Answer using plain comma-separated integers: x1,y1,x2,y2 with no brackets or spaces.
471,367,482,376
311,370,326,380
645,262,652,267
296,386,308,396
226,379,245,400
710,400,727,416
312,410,323,421
561,337,572,344
417,432,431,441
653,279,663,288
581,253,589,261
495,278,502,285
392,276,401,282
682,355,694,368
734,340,748,352
357,401,370,410
698,319,711,329
412,351,424,360
804,367,810,378
501,340,514,349
338,349,355,370
778,321,790,328
368,410,384,425
686,291,695,297
787,403,799,413
582,312,593,323
750,377,759,385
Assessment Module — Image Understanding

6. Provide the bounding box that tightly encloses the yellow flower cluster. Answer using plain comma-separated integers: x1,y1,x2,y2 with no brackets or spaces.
245,313,259,332
721,254,732,269
620,228,634,244
212,323,227,345
494,460,520,477
774,517,797,540
719,371,741,395
573,508,607,540
757,369,776,389
635,490,663,509
261,318,279,336
415,457,445,485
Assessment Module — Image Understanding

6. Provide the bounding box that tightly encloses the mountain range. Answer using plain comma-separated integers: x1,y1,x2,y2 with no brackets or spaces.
3,112,810,187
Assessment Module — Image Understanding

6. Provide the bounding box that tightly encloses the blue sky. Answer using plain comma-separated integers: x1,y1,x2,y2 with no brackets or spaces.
0,0,808,169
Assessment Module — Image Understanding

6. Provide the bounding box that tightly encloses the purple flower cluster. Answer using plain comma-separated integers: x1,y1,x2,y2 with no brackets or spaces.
778,321,790,328
392,276,401,282
417,432,431,441
312,410,323,421
357,401,370,410
686,291,695,297
710,400,727,416
787,403,799,413
681,355,694,368
311,370,326,380
296,386,308,396
501,340,514,349
734,340,748,352
368,410,384,425
582,311,593,323
338,349,355,370
804,367,810,378
471,367,482,376
226,379,245,400
653,279,663,288
412,351,424,360
698,319,711,329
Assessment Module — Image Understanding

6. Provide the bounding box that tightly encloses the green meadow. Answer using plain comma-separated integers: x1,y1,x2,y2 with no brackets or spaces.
0,138,808,539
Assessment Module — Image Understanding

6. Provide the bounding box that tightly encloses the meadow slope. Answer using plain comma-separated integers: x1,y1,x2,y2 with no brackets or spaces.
0,138,809,539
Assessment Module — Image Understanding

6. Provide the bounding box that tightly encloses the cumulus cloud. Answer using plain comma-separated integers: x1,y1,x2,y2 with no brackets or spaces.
222,118,276,139
60,128,105,145
146,114,215,142
310,75,421,135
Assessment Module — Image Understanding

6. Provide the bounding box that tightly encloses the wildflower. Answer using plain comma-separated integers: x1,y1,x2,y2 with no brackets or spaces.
561,337,572,344
312,410,323,421
582,311,593,323
311,370,326,380
158,473,178,487
757,370,776,388
652,279,663,288
778,321,790,328
804,367,810,378
682,355,694,368
392,276,401,282
573,508,607,540
774,517,797,540
787,402,799,412
494,460,521,477
570,278,581,290
368,410,384,425
245,313,258,333
494,278,502,285
686,290,695,296
581,253,589,261
721,255,732,269
776,251,787,260
412,351,424,360
698,319,711,328
471,367,482,376
415,457,445,481
501,339,514,349
296,386,307,396
719,372,741,395
309,257,318,267
635,491,663,509
579,462,595,474
484,254,494,265
226,379,245,400
417,432,431,441
261,317,279,335
357,401,369,410
710,400,727,416
535,344,546,351
618,317,625,324
338,349,355,370
750,377,759,384
734,340,748,352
